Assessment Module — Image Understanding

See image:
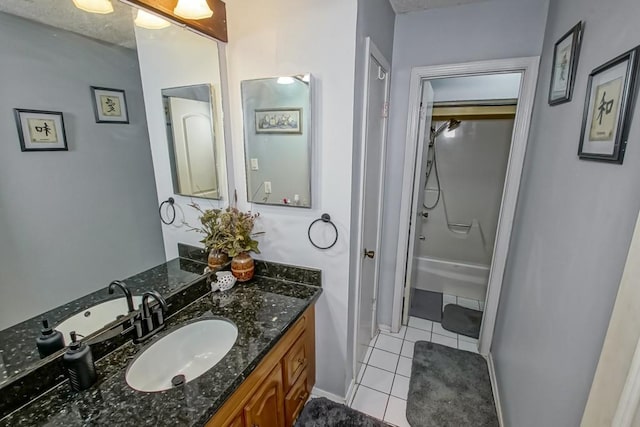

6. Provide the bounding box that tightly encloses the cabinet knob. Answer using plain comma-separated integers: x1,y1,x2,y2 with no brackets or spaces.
298,392,308,401
297,357,307,365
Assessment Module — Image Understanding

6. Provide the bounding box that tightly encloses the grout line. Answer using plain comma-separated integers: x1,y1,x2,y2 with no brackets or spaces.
363,360,401,376
371,346,402,357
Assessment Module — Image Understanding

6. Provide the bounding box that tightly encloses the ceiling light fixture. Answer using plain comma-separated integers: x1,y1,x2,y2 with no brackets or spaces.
72,0,114,14
173,0,214,20
135,9,171,29
277,76,295,85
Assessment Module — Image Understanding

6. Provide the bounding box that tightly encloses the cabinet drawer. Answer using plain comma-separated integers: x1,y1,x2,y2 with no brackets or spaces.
284,369,308,427
282,334,307,391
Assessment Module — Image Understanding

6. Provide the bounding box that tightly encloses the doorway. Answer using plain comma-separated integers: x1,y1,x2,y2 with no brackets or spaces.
392,58,540,356
352,37,391,383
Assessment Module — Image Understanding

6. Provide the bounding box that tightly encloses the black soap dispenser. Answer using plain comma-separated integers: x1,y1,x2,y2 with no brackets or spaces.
62,331,97,392
36,319,65,359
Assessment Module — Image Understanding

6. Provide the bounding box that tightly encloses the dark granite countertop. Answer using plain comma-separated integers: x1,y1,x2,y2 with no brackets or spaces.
0,275,322,426
0,258,208,383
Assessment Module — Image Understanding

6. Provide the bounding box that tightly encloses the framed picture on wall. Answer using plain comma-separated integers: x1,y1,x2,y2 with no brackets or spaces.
14,109,68,152
91,86,129,124
549,22,583,105
578,47,640,164
255,108,302,134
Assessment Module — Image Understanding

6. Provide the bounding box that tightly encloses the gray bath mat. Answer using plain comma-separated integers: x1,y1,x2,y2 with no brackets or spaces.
441,304,482,338
407,341,498,427
295,397,390,426
409,289,443,322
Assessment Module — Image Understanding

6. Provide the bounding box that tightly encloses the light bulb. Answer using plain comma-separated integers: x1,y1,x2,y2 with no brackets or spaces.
72,0,114,14
277,76,295,85
135,9,171,29
173,0,214,20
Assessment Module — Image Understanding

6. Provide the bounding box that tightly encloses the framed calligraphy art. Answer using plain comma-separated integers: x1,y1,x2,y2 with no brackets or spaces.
14,109,68,152
578,47,640,163
549,22,583,105
91,87,129,124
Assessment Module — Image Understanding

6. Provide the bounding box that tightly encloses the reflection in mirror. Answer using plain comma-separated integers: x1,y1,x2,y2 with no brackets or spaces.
163,84,221,200
241,75,312,208
0,0,229,385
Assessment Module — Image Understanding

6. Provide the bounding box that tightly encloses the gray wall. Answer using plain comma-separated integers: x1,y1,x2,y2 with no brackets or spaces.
377,0,550,327
0,13,165,329
492,0,640,424
347,0,396,388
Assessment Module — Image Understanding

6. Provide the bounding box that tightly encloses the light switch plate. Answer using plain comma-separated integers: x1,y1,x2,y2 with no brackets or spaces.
264,181,272,194
250,158,259,171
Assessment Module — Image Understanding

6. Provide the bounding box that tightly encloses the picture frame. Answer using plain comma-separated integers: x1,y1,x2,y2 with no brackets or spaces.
14,109,68,152
578,47,640,164
255,108,303,134
549,21,583,105
91,86,129,124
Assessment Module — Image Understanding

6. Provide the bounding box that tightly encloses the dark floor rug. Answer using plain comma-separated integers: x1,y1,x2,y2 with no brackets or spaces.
295,397,390,427
441,304,482,338
407,341,498,427
409,289,443,322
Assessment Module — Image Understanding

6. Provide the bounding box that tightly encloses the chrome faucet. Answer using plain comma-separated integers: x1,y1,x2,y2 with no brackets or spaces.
108,280,135,313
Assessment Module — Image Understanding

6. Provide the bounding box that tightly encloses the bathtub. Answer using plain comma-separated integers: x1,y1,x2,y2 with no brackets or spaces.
412,256,490,301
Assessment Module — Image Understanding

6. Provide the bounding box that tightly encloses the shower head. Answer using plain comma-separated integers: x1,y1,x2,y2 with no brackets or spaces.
432,119,462,140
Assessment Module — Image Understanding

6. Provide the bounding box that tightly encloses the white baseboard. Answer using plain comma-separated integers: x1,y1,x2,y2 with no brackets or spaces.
344,379,357,406
379,324,392,333
487,352,505,427
311,386,347,404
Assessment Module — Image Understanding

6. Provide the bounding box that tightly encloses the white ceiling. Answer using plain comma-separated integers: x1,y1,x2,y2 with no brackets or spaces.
389,0,490,14
0,0,137,49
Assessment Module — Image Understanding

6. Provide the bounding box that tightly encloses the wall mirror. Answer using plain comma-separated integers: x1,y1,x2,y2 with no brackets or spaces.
163,84,223,200
0,0,229,387
241,75,313,208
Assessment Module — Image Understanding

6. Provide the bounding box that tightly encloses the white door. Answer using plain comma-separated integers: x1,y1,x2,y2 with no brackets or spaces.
355,43,390,373
169,97,219,198
402,82,434,324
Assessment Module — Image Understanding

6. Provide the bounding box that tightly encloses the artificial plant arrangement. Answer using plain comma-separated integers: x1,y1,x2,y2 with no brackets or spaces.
186,202,263,281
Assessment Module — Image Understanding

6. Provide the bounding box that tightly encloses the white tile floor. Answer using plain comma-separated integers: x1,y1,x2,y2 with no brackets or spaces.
348,294,481,426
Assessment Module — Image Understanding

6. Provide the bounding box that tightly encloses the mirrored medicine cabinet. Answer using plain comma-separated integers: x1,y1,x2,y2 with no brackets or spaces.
163,84,224,200
241,75,313,208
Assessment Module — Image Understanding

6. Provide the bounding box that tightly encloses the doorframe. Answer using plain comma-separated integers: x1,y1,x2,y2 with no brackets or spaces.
582,208,640,426
391,57,540,355
351,37,391,377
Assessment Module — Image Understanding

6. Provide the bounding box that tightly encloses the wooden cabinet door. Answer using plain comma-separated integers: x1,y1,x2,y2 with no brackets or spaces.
225,414,244,427
244,364,284,427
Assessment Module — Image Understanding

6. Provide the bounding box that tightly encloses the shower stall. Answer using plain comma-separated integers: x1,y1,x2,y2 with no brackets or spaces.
409,108,515,331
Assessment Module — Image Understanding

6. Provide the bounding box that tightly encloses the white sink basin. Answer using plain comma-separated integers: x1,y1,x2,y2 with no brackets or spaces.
56,296,143,344
126,319,238,392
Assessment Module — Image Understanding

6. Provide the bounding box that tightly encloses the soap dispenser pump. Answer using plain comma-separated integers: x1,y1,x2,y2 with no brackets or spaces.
36,319,65,359
62,331,97,392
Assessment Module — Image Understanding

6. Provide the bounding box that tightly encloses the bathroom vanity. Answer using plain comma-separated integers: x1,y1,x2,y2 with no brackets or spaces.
0,257,321,426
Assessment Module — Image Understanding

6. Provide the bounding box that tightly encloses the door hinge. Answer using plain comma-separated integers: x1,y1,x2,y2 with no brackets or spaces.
382,102,389,118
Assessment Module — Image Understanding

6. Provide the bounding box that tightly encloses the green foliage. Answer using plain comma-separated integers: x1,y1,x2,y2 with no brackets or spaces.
185,203,262,258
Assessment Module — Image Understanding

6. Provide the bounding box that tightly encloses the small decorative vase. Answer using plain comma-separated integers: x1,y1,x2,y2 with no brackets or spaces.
208,249,229,270
231,252,255,282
